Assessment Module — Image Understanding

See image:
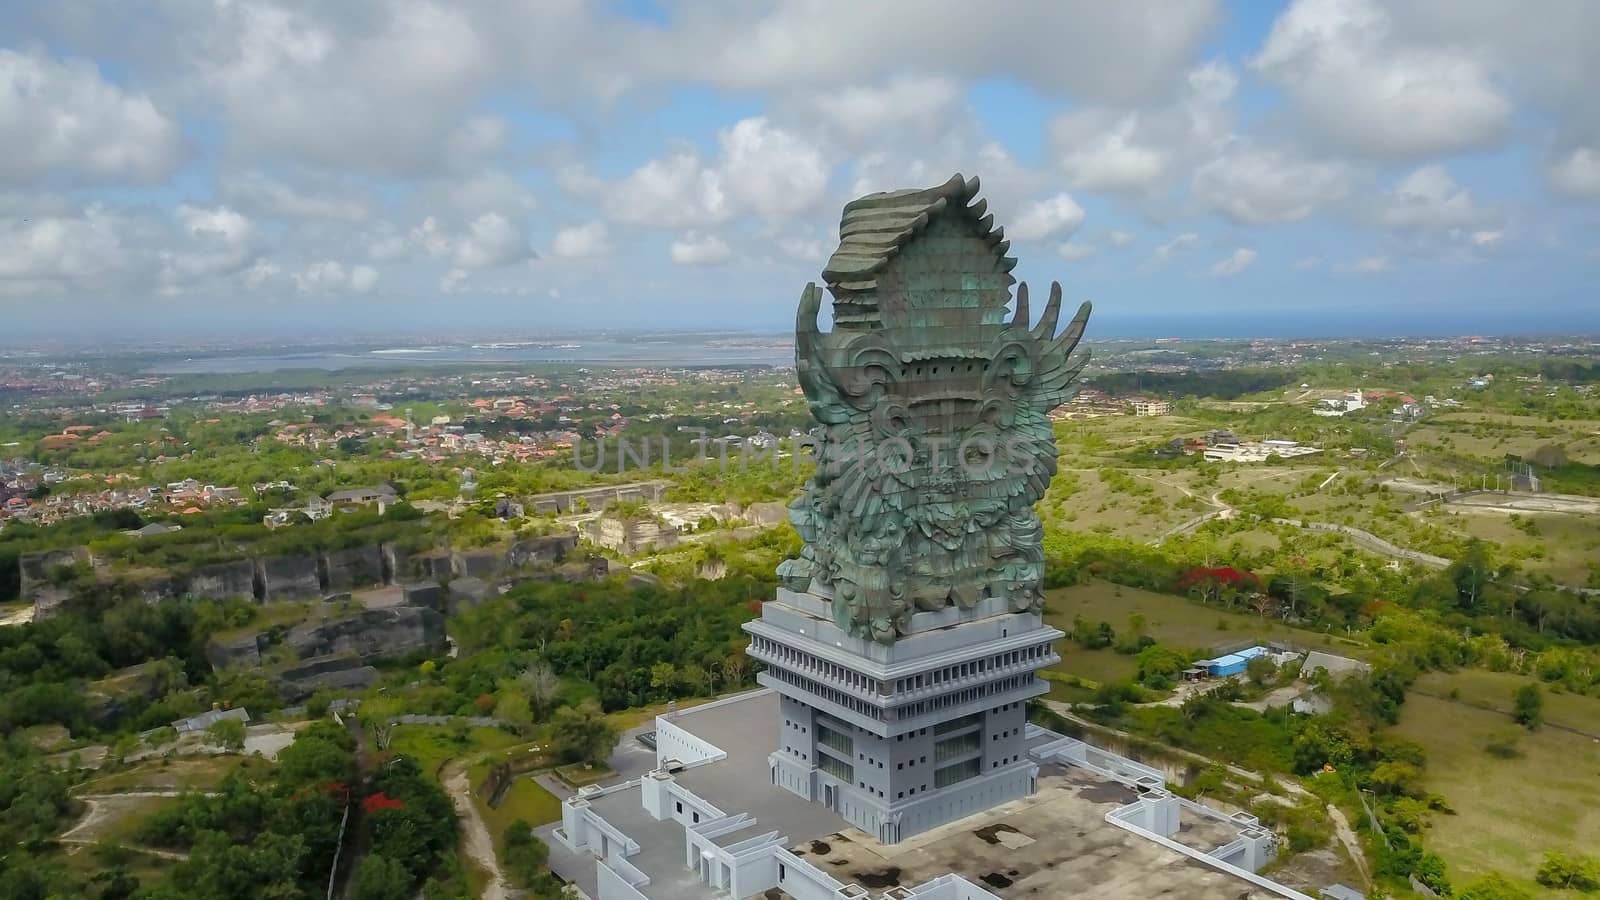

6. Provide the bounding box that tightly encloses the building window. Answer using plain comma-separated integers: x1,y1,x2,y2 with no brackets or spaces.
935,758,981,788
934,731,981,763
817,723,853,757
817,753,853,783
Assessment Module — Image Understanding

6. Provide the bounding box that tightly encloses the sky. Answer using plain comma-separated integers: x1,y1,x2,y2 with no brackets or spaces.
2,0,1599,340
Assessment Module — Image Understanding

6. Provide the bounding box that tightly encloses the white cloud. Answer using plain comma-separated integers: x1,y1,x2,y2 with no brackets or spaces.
717,118,830,222
1057,242,1097,262
657,1,1221,104
604,149,730,228
1054,114,1171,192
1252,0,1511,158
798,76,964,148
596,118,827,229
1050,61,1235,194
1147,232,1200,267
551,221,611,259
348,264,379,292
779,236,826,261
1010,193,1086,242
1209,247,1258,277
1547,146,1600,199
1345,254,1393,273
453,213,533,268
160,205,256,286
189,1,494,172
1192,148,1350,224
1378,165,1487,230
1294,256,1323,270
295,260,378,294
445,170,537,217
1106,230,1136,248
440,268,468,293
0,208,133,291
0,48,180,184
670,232,733,266
219,171,368,221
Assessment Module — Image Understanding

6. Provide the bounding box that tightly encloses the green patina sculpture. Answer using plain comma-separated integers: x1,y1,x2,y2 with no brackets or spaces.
778,173,1092,644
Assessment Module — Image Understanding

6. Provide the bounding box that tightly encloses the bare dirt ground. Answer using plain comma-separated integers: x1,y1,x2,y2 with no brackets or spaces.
59,792,206,860
1449,493,1600,516
443,764,509,900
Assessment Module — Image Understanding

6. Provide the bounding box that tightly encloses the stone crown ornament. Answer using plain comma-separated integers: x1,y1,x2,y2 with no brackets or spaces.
778,173,1092,644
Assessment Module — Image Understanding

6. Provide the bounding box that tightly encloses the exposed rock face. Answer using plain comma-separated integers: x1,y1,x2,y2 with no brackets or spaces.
206,633,264,670
395,549,452,582
275,655,379,699
184,560,257,600
256,555,321,602
20,547,90,618
506,533,578,568
744,501,789,527
401,581,445,610
323,545,384,591
447,576,494,614
283,605,446,661
452,548,501,579
583,516,678,556
130,572,180,603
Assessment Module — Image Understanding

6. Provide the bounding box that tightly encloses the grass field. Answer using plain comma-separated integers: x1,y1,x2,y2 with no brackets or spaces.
1411,669,1600,733
481,775,564,836
1437,509,1600,584
386,725,526,780
1041,581,1373,689
77,755,275,794
1395,691,1600,896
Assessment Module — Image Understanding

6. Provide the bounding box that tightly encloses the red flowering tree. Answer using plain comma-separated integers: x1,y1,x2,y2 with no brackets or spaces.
1177,566,1262,607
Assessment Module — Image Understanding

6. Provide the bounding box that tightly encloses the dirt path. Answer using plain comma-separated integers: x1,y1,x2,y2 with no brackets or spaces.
443,764,509,900
60,794,193,861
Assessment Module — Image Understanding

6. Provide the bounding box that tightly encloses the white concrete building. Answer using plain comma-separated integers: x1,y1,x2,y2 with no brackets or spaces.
542,690,1323,900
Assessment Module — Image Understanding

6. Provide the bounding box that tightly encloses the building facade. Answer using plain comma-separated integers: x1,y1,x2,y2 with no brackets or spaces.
745,590,1061,843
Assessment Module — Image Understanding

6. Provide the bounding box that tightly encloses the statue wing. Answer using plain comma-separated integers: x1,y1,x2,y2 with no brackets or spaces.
794,283,854,425
1018,282,1092,412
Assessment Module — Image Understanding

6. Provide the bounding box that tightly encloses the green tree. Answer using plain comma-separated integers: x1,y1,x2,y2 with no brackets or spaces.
1536,852,1600,891
550,700,618,765
354,854,414,900
1134,644,1189,685
205,718,247,752
1513,683,1544,730
1245,655,1276,687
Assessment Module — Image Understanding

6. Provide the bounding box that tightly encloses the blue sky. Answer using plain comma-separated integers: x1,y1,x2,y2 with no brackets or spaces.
1,0,1598,339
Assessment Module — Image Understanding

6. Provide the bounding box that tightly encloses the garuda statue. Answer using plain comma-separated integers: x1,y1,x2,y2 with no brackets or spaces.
778,174,1091,644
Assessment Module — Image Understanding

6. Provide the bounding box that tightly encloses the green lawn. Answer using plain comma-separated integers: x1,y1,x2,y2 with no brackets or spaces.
386,725,526,780
1394,691,1600,896
482,775,564,838
1411,669,1600,732
1043,581,1371,685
